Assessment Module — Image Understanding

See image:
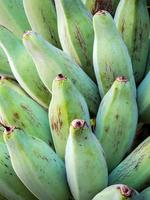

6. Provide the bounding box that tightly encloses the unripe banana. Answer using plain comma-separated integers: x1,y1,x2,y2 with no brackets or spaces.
4,127,71,200
0,48,14,78
0,0,30,39
0,26,51,109
0,78,53,147
0,126,37,200
109,136,150,191
92,184,138,200
137,71,150,123
135,187,150,200
23,31,100,116
23,0,61,48
65,119,108,200
82,0,120,16
55,0,95,81
95,76,138,172
114,0,150,84
49,74,90,159
93,10,136,98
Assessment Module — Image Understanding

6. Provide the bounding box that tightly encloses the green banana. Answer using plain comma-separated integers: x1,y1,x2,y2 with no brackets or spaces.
93,10,136,98
135,187,150,200
23,31,100,116
95,76,138,172
109,136,150,191
23,0,61,48
137,71,150,123
0,78,53,147
4,127,71,200
0,126,37,200
0,48,14,78
55,0,95,81
0,26,51,109
0,0,30,39
92,184,138,200
65,119,108,200
49,74,90,159
114,0,150,84
82,0,120,16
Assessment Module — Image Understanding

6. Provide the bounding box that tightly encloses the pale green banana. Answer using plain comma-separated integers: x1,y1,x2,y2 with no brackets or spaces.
109,136,150,191
55,0,96,81
95,76,138,172
82,0,120,15
92,184,138,200
0,0,30,39
93,11,136,98
0,48,14,78
23,31,100,116
135,187,150,200
49,74,90,159
65,119,108,200
0,26,51,109
137,71,150,123
0,78,53,147
4,127,71,200
114,0,150,84
23,0,61,48
0,126,37,200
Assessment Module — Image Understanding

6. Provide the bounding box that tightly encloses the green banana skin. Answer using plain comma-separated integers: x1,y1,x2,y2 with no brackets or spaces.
95,77,138,172
49,74,91,159
109,136,150,191
144,38,150,75
0,26,51,109
92,184,138,200
137,71,150,123
114,0,150,84
0,48,14,78
135,187,150,200
4,127,71,200
55,0,96,81
0,0,30,39
23,0,61,48
0,78,53,147
0,126,37,200
23,31,100,116
82,0,120,15
93,11,136,98
65,119,108,200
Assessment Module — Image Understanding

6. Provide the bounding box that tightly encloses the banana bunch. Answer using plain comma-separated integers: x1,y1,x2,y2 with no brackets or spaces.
0,0,149,199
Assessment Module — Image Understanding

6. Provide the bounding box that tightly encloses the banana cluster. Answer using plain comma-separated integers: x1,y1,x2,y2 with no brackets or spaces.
0,0,150,200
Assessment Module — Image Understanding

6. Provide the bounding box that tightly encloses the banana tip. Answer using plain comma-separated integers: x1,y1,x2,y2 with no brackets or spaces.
23,30,33,40
55,74,67,81
71,119,87,129
116,76,128,83
117,185,133,197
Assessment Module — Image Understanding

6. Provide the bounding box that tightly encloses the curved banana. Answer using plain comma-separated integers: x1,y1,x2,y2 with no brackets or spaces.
135,187,150,200
49,74,90,159
93,10,136,98
65,119,108,200
0,78,53,147
109,136,150,191
0,26,51,109
55,0,95,81
4,127,71,200
95,76,138,172
0,126,37,200
0,48,14,78
114,0,150,84
23,0,61,48
82,0,120,15
0,0,30,39
92,184,138,200
137,71,150,123
23,31,100,116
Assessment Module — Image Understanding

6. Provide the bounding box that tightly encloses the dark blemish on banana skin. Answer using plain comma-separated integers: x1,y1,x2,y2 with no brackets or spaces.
13,112,20,120
105,127,109,132
115,114,119,120
51,108,63,134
